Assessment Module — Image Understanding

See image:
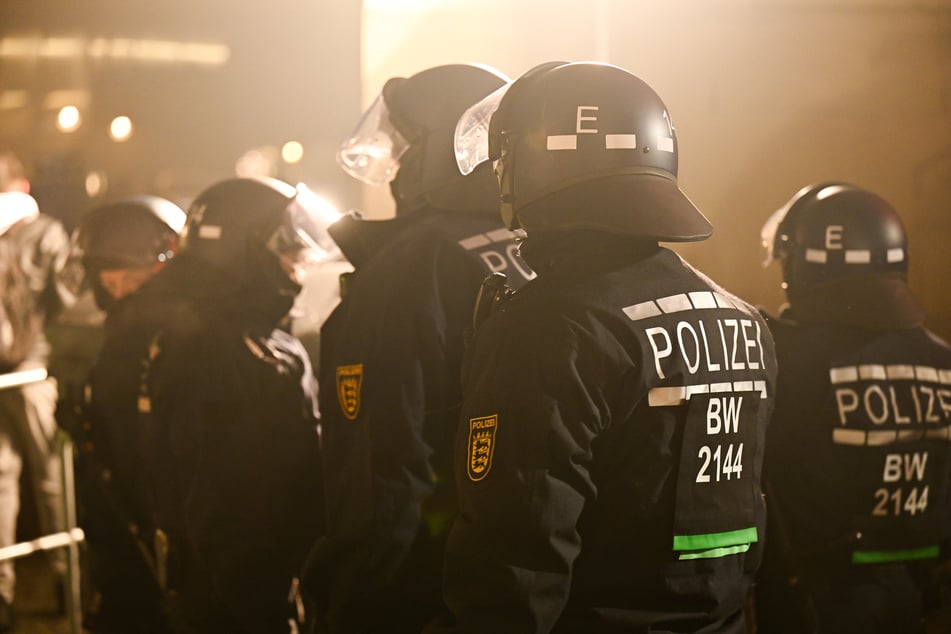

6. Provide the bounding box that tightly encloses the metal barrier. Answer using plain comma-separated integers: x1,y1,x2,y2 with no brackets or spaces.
0,368,84,634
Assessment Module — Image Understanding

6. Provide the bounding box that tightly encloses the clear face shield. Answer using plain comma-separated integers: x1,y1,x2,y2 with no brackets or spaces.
265,183,342,284
760,206,789,267
336,94,411,185
453,82,511,176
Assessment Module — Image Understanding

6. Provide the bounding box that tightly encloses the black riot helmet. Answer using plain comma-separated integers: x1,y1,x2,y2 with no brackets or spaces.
181,176,340,290
74,195,186,310
77,195,185,271
337,63,509,215
761,182,910,293
761,182,923,327
454,61,712,241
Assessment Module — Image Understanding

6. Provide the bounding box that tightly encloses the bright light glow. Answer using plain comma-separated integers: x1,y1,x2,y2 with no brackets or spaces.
43,89,91,110
363,0,470,9
109,116,133,142
85,171,107,197
816,185,848,201
0,36,230,66
40,38,84,58
57,106,81,132
0,90,28,110
282,141,304,164
235,147,277,178
296,183,343,226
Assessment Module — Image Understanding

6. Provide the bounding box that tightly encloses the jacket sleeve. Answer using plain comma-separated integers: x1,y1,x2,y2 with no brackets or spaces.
439,314,604,633
31,215,75,322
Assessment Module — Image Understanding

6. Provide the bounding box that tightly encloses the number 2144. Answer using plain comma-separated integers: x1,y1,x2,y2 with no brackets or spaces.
696,443,744,483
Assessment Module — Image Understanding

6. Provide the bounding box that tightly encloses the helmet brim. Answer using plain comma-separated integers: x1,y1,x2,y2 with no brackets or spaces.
516,171,713,242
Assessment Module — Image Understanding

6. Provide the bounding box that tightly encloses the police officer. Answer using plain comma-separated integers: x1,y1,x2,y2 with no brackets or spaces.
70,195,185,632
755,183,951,633
137,177,328,633
429,61,777,633
301,64,535,633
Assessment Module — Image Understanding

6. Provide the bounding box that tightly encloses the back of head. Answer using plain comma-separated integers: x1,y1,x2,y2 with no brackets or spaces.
338,63,509,215
0,151,37,236
762,182,922,327
0,150,28,194
458,61,711,241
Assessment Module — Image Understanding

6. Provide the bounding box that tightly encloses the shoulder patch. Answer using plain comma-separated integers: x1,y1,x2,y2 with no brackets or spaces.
336,363,364,420
467,414,498,482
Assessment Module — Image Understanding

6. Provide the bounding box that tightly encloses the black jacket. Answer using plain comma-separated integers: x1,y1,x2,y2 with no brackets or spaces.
140,253,324,633
436,237,776,634
306,209,534,633
757,289,951,634
78,274,180,632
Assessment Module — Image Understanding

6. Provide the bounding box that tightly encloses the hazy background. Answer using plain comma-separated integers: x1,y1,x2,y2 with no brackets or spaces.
2,0,949,338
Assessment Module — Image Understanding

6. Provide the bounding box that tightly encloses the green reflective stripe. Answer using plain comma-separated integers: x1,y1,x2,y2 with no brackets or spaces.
673,527,758,552
851,545,939,565
678,543,750,561
424,511,453,539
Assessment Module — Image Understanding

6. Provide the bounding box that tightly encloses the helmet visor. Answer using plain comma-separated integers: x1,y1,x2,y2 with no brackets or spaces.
454,82,511,176
337,94,410,185
265,184,342,280
760,206,788,267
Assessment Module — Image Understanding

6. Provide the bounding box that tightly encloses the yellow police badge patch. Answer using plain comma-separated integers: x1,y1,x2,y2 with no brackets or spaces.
467,414,498,482
336,364,364,421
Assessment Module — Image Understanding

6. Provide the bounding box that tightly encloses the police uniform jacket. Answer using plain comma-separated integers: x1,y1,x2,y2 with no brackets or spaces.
139,252,324,633
757,281,951,633
438,235,776,634
306,209,534,633
78,278,179,630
